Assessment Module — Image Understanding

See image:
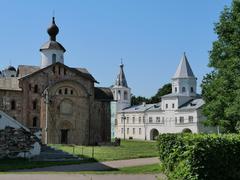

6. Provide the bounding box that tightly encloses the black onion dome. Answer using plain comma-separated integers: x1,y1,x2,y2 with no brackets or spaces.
7,66,16,71
47,17,59,41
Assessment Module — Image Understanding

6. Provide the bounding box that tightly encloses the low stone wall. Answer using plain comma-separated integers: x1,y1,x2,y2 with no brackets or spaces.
0,126,41,159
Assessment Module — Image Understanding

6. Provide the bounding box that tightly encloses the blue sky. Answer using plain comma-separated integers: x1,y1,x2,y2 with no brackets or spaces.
0,0,232,97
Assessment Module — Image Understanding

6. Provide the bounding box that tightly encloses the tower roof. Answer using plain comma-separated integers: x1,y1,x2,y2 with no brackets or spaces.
173,53,195,79
40,17,66,52
115,63,128,87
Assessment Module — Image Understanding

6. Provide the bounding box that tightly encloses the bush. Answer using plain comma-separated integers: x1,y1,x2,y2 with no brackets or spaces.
157,134,240,180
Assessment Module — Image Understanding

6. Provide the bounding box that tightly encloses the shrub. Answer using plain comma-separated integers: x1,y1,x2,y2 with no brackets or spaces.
157,134,240,180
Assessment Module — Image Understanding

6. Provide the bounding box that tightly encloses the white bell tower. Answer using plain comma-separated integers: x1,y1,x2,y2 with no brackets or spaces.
40,17,66,68
112,63,131,111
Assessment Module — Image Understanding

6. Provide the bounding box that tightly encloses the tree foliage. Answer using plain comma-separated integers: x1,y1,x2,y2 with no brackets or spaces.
201,1,240,133
131,83,172,105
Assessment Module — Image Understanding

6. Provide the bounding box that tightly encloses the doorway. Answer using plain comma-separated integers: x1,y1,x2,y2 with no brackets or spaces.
61,129,69,144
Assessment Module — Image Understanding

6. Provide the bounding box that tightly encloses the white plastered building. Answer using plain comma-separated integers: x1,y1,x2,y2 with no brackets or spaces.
113,53,217,140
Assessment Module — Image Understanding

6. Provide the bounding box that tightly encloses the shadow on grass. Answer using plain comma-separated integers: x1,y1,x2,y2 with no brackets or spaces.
0,156,118,173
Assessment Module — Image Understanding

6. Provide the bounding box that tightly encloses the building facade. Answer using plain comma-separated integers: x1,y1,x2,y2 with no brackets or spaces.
113,53,217,140
0,17,113,145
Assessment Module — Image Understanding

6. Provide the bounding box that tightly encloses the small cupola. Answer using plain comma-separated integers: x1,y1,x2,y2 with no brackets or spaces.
40,17,66,68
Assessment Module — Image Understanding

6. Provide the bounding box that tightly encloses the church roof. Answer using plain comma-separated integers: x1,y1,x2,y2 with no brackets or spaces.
17,65,40,77
173,53,195,79
40,41,66,52
18,62,98,83
178,98,204,111
120,103,155,113
94,87,113,101
115,63,128,87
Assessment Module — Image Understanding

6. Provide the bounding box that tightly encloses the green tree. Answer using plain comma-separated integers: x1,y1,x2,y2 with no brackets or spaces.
149,83,172,103
131,83,172,105
201,1,240,133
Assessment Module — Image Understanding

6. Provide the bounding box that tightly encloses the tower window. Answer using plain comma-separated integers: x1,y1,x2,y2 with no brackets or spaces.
70,90,73,95
52,54,57,63
191,87,194,93
34,85,38,93
124,91,128,100
33,117,37,127
118,90,121,100
182,87,186,93
175,87,177,93
11,100,16,110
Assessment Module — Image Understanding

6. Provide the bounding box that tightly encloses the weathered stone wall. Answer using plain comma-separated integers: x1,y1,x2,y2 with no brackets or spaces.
0,126,41,159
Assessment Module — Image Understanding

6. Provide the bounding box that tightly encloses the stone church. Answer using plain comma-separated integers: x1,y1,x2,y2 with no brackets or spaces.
0,17,113,145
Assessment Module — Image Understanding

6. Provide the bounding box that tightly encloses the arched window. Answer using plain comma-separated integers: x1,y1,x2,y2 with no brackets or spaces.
70,89,73,95
175,87,177,93
33,100,37,110
33,117,37,127
52,54,57,63
182,87,186,93
118,90,121,100
124,91,128,100
58,89,62,94
64,88,68,95
11,100,16,110
34,85,38,93
191,87,194,93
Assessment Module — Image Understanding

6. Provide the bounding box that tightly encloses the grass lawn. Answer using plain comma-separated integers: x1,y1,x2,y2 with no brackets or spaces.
0,140,159,172
51,140,158,161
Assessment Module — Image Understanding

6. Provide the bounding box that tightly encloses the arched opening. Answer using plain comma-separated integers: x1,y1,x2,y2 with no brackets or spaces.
52,54,57,63
11,100,16,110
59,120,73,144
191,87,194,93
182,128,192,133
118,90,121,100
182,87,186,93
150,129,159,140
124,91,128,100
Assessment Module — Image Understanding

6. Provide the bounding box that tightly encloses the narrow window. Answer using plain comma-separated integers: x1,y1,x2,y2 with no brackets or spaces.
64,68,67,75
11,100,16,110
33,100,37,110
33,117,37,127
34,85,38,93
189,116,194,123
182,87,186,93
139,128,142,135
70,90,73,95
58,89,62,94
53,66,56,73
58,66,61,75
126,117,129,124
121,128,124,134
118,90,121,100
52,54,57,63
127,128,129,134
191,87,194,93
166,104,168,109
149,117,153,123
29,84,31,91
124,91,128,100
133,128,135,135
172,103,175,108
139,117,141,123
175,87,177,93
64,88,68,95
132,117,135,124
180,117,184,124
